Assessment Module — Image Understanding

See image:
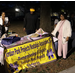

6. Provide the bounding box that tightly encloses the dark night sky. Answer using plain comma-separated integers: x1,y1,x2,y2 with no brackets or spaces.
0,1,75,10
0,1,39,8
51,1,75,11
1,2,75,6
0,1,40,13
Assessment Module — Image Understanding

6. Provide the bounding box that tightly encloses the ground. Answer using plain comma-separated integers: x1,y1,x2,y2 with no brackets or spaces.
9,21,27,37
21,48,75,73
0,21,75,73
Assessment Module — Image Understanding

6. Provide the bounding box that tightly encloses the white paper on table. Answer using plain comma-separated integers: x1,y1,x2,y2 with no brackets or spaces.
53,37,58,42
42,32,48,35
36,32,48,35
31,37,42,40
0,47,4,65
35,28,49,35
26,33,34,37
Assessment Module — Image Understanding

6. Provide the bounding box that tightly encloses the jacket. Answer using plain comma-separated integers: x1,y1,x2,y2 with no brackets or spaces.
0,16,9,31
24,13,39,30
51,20,72,44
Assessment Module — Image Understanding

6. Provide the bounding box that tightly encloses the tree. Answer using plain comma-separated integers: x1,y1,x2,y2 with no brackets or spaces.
40,1,52,33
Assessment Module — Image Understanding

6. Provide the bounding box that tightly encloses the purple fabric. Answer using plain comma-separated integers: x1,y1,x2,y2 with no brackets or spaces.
1,36,21,45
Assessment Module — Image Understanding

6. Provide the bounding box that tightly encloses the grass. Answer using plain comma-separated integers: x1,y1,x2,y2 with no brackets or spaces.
22,69,27,73
32,68,38,73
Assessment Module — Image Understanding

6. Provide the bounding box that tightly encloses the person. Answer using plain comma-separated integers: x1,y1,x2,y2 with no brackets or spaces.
23,7,39,35
0,12,10,37
54,16,59,28
53,17,59,51
51,12,72,60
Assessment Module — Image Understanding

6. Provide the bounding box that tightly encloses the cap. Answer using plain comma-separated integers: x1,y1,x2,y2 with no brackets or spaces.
30,8,35,12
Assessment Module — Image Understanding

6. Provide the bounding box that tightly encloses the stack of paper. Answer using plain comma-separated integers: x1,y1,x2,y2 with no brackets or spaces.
35,28,48,35
53,37,58,42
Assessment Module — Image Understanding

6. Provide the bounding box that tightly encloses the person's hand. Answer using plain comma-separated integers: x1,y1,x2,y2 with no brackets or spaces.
7,22,10,26
54,24,57,28
66,37,69,41
23,28,26,31
4,25,6,27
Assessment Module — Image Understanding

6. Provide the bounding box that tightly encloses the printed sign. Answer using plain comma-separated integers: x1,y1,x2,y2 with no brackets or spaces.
5,37,57,73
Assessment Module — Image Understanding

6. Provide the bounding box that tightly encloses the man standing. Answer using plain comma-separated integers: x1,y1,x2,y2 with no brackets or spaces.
23,8,39,35
0,12,10,37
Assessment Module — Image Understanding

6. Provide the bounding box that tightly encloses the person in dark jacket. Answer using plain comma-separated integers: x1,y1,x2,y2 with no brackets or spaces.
23,8,39,35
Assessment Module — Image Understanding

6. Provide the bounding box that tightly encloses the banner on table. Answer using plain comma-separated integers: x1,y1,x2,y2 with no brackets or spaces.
5,37,57,73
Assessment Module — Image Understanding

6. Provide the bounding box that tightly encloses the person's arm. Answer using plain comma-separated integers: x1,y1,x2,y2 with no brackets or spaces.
23,14,27,31
66,21,72,41
51,21,60,36
4,17,10,27
0,18,2,25
36,15,39,31
6,21,10,27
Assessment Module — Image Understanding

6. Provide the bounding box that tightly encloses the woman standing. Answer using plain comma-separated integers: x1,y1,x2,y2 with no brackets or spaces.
51,12,72,59
0,12,10,37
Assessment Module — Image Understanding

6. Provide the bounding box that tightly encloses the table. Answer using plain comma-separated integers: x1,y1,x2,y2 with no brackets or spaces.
3,35,57,73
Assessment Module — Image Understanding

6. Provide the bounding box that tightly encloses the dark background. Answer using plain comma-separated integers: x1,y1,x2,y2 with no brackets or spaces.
0,1,75,21
0,1,75,12
0,1,75,33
